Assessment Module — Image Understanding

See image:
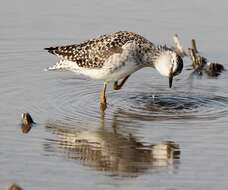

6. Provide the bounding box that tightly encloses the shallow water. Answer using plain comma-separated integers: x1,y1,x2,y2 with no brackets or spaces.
1,0,228,189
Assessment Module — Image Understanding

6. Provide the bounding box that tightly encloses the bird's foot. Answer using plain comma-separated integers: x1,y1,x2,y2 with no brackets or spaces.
113,81,121,90
113,75,130,90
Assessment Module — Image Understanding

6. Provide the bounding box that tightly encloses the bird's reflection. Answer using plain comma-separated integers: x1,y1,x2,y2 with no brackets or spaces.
44,113,180,177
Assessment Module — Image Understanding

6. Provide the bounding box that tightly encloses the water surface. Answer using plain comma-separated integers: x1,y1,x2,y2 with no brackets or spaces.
1,0,228,189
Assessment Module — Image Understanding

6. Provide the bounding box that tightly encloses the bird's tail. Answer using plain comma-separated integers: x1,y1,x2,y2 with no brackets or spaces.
44,47,58,55
45,60,74,71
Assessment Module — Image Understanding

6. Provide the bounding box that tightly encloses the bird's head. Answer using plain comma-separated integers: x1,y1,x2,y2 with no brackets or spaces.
154,50,183,88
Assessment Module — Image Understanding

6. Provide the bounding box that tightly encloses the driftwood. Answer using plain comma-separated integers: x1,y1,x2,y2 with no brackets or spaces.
206,62,225,77
173,35,225,77
189,39,224,76
173,34,187,57
191,39,198,53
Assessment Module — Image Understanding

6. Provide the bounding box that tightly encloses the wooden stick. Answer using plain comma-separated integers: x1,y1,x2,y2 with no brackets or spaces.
191,39,198,54
173,34,187,57
188,48,197,69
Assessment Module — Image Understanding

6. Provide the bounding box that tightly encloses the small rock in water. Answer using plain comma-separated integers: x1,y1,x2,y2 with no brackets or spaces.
5,183,23,190
21,112,35,134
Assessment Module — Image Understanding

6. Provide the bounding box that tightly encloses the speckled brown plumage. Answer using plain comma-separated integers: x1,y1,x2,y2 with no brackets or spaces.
45,31,184,111
45,31,154,69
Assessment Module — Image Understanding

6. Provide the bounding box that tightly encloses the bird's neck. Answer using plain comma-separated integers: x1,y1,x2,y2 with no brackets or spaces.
140,46,164,68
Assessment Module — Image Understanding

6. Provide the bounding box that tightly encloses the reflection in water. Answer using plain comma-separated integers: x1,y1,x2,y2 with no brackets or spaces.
21,123,32,134
44,113,180,177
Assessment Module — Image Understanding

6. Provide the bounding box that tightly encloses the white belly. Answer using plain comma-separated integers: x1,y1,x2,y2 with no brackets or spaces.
47,41,144,81
74,60,140,81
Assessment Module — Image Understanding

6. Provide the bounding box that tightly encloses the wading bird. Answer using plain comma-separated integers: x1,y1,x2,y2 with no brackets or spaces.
45,31,183,111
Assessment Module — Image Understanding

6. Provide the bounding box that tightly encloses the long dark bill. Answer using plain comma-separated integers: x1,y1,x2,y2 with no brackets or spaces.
169,74,173,88
169,66,174,88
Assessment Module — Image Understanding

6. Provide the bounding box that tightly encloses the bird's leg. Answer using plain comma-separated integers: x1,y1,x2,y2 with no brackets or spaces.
113,75,130,90
100,82,108,111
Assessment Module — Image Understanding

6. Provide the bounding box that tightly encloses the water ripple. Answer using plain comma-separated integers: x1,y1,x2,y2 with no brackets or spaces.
110,91,228,121
48,76,228,124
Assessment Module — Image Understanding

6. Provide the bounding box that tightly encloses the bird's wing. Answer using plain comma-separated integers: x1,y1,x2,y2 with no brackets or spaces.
44,31,153,69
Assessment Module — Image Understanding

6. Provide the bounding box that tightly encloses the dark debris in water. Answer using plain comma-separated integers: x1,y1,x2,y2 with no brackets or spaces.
173,35,225,78
206,62,225,77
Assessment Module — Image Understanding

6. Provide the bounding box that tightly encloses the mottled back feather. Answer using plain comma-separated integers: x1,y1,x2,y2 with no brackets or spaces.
45,31,154,69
